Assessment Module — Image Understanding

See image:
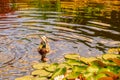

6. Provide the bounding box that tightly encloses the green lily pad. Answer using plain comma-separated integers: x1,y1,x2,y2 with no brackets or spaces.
64,54,80,60
87,65,99,73
45,63,58,72
72,65,87,73
15,53,120,80
15,76,33,80
87,76,95,80
57,63,71,69
51,67,66,79
31,70,50,77
95,73,107,80
66,72,80,79
65,59,82,66
98,68,111,73
102,59,117,66
83,72,94,80
91,60,105,67
32,63,50,70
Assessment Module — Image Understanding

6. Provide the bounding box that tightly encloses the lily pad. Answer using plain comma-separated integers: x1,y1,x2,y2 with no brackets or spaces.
102,71,119,79
107,48,120,54
98,68,111,73
112,58,120,66
15,53,120,80
87,65,99,73
64,54,80,60
98,77,113,80
80,57,97,64
72,65,87,73
33,77,48,80
102,53,119,60
31,70,50,77
65,59,82,66
32,63,50,70
91,60,105,67
95,73,107,80
15,76,33,80
45,63,58,72
57,63,71,69
102,59,117,66
51,67,66,79
66,72,80,79
83,72,94,80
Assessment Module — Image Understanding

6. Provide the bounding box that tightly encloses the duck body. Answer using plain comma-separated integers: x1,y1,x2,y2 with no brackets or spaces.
38,36,50,61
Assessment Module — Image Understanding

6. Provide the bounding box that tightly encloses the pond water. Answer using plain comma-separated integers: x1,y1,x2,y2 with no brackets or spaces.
0,1,120,79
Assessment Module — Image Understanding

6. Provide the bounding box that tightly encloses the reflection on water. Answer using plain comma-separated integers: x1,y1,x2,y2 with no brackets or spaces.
0,0,120,79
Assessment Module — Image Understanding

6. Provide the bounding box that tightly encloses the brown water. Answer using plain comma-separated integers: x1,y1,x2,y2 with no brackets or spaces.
0,1,120,80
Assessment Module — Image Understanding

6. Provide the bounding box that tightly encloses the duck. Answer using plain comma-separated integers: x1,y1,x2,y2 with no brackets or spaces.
38,36,50,62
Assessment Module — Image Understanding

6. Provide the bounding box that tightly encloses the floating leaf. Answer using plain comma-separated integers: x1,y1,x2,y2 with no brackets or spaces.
80,57,97,64
83,72,94,79
65,59,82,66
102,59,117,66
86,65,99,73
64,54,80,60
57,63,71,69
72,65,87,73
45,63,58,72
15,53,120,80
102,71,119,80
33,77,48,80
51,67,66,79
32,63,50,70
102,53,119,60
98,77,113,80
98,68,111,73
95,73,107,80
15,76,33,80
112,58,120,66
91,60,105,67
66,71,80,79
107,48,120,54
31,70,50,77
87,76,95,80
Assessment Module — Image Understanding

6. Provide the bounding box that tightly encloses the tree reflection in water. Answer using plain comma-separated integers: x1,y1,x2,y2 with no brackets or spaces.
0,0,17,16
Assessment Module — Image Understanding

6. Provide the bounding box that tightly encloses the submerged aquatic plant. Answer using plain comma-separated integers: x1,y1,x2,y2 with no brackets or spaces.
15,49,120,80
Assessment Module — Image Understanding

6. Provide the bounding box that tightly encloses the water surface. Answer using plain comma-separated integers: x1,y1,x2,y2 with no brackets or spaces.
0,1,120,79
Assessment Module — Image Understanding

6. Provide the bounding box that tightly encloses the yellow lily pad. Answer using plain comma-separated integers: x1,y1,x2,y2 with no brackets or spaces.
31,70,50,77
32,63,50,70
33,77,48,80
64,54,80,60
66,59,81,66
107,48,120,54
80,57,97,64
102,53,119,60
15,76,33,80
45,63,58,72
